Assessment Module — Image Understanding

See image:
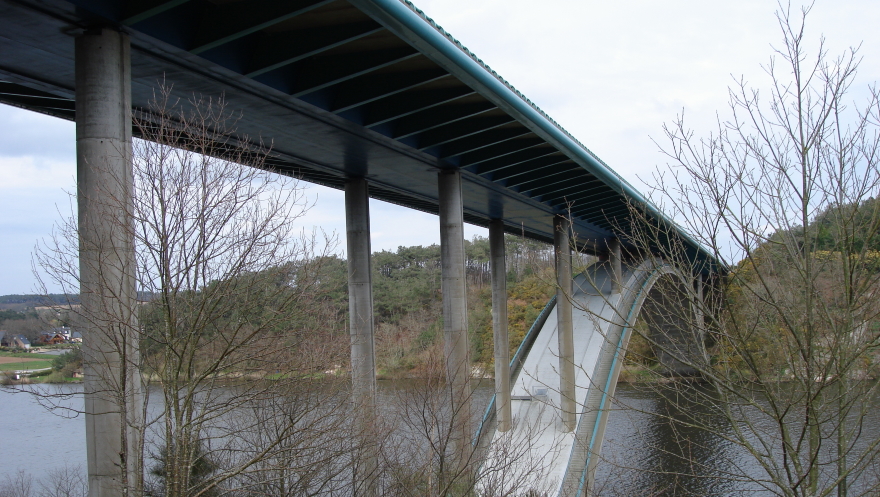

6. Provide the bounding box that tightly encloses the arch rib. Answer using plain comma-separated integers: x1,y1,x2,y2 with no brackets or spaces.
477,257,698,497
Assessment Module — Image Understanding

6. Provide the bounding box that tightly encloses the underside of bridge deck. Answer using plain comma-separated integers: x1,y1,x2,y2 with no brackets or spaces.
0,0,718,259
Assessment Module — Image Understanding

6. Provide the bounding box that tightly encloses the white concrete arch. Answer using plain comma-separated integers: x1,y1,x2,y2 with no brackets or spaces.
478,257,702,497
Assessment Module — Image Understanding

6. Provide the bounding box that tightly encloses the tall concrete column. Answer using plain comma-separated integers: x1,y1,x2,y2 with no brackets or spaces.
609,237,622,294
554,215,576,432
489,219,511,432
438,169,472,466
344,177,378,495
76,28,141,497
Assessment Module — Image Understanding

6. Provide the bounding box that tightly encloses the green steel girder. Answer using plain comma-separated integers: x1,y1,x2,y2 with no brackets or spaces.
542,186,619,207
244,22,385,77
281,46,420,97
530,179,606,202
473,146,559,175
557,200,629,222
547,188,626,215
356,85,475,127
329,67,449,113
455,137,547,167
504,163,581,188
188,0,337,54
544,193,614,212
433,126,533,158
123,0,192,25
573,204,631,223
488,156,572,182
390,100,496,138
514,169,595,193
415,114,515,149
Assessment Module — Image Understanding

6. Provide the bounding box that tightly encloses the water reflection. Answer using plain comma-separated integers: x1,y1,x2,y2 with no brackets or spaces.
4,381,879,496
593,382,880,496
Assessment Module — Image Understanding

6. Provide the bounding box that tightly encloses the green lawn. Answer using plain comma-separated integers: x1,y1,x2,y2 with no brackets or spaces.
0,359,54,371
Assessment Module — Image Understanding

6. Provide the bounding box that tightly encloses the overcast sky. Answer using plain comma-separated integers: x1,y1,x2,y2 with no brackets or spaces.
2,0,879,295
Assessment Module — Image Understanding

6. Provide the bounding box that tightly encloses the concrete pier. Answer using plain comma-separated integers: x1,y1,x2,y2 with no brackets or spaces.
489,219,511,432
76,28,141,497
609,237,622,294
345,177,378,495
554,215,576,432
438,169,472,465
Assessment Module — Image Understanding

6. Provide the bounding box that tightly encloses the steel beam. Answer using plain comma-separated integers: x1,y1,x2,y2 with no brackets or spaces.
389,100,496,138
457,138,547,167
330,68,450,113
245,23,385,78
489,156,572,182
358,86,475,127
189,0,336,54
416,113,515,149
472,146,558,175
435,127,533,158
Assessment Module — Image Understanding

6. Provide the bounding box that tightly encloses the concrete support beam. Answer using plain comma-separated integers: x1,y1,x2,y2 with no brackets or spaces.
76,28,141,497
489,219,511,432
609,237,622,294
345,177,378,495
438,169,472,465
554,215,576,432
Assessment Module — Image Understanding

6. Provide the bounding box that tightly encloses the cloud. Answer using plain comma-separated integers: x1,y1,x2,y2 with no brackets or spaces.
0,105,75,160
0,155,75,191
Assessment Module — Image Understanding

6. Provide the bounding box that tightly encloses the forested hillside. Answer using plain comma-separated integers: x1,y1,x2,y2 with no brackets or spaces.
310,234,558,377
0,234,559,378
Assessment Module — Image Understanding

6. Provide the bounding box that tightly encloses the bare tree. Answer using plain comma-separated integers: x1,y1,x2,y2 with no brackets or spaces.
39,465,88,497
0,471,35,497
379,347,558,497
34,86,349,496
579,4,880,496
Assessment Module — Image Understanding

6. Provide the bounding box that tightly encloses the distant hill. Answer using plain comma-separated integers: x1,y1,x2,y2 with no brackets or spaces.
0,294,80,305
0,292,155,307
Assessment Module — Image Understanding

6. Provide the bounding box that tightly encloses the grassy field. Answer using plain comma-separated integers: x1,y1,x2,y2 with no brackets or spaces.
0,352,55,371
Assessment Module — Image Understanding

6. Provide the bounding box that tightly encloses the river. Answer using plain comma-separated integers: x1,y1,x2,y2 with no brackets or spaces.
2,381,878,495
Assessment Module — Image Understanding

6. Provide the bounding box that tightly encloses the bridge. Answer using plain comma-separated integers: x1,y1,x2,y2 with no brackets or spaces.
0,0,719,495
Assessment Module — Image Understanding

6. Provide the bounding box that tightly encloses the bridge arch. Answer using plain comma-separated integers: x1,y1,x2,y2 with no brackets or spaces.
478,256,707,497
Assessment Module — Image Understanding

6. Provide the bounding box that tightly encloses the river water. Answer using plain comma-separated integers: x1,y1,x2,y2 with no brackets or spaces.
2,381,878,495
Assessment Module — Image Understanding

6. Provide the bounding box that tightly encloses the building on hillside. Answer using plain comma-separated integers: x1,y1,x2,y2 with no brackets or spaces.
35,326,74,345
2,333,32,350
36,332,66,345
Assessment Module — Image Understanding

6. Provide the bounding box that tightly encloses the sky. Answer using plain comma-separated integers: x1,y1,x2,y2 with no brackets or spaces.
2,0,879,295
